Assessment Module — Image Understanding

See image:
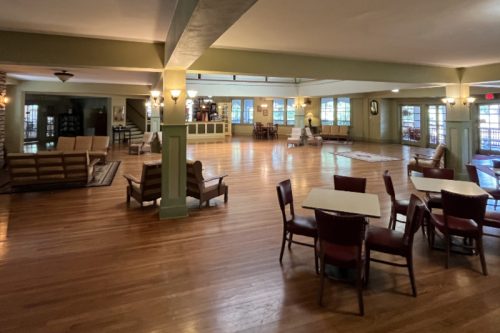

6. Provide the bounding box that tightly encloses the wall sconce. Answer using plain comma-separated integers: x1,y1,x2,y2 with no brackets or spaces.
301,103,307,108
441,97,456,105
260,103,268,108
170,89,181,104
464,96,476,105
187,90,198,99
0,92,9,108
150,90,162,107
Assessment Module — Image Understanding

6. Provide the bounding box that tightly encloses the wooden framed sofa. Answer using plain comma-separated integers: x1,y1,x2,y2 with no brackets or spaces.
407,143,446,176
7,151,98,187
320,125,350,141
56,136,110,163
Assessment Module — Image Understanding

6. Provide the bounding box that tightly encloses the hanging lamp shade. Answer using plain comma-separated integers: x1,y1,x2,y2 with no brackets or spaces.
54,70,74,82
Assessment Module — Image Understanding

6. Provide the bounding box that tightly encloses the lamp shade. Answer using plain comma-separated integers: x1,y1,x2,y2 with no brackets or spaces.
54,70,74,82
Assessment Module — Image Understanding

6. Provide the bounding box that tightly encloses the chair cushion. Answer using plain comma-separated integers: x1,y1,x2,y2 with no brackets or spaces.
484,211,500,229
394,199,410,214
430,213,479,236
287,215,317,238
317,242,360,268
366,226,405,254
484,187,500,199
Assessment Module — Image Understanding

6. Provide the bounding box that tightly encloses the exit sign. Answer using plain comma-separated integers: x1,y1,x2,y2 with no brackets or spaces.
486,93,495,100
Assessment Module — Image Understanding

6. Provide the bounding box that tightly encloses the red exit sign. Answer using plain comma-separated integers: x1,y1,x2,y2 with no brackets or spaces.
486,93,495,100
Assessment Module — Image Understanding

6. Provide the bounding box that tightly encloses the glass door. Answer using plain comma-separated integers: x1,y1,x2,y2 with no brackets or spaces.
479,104,500,153
428,105,446,147
401,105,421,143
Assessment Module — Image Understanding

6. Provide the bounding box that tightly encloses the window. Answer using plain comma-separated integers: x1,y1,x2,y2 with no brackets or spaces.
336,97,351,126
24,105,39,140
273,99,285,125
231,99,242,124
46,116,55,138
243,99,254,124
286,98,295,126
320,97,334,125
428,105,446,145
479,104,500,152
401,105,421,142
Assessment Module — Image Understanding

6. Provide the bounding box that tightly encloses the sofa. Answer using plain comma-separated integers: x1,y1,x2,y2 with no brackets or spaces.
7,151,98,187
56,136,110,163
320,125,350,141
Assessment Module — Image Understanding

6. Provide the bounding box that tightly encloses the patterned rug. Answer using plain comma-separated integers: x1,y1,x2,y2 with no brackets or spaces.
332,151,400,162
0,161,121,194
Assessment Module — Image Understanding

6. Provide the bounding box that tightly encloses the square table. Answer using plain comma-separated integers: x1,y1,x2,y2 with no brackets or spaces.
302,188,381,218
410,176,488,196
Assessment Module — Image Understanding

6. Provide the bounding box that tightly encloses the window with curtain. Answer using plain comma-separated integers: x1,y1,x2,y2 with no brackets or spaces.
428,105,446,145
243,99,254,124
479,104,500,152
320,97,334,125
336,97,351,126
273,99,285,125
231,99,242,124
286,98,295,126
401,105,421,142
24,105,39,140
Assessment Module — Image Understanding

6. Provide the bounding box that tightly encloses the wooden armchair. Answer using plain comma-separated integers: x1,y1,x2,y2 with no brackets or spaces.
186,160,228,208
123,161,162,207
407,143,446,176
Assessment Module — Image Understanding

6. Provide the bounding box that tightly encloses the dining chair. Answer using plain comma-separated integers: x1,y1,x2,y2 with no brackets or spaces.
466,164,500,209
492,160,500,189
365,194,426,296
383,170,410,230
314,210,367,315
483,210,500,238
422,167,455,211
276,179,318,273
429,190,489,275
334,175,367,193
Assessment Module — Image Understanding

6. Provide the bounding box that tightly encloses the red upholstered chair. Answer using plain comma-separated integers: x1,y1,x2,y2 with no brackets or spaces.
383,170,410,230
334,175,367,193
429,190,489,275
365,194,426,296
314,210,367,315
276,179,318,272
422,167,455,211
483,210,500,238
466,164,500,209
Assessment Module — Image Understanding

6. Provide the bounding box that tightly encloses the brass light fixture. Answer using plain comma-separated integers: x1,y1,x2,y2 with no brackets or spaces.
54,70,74,82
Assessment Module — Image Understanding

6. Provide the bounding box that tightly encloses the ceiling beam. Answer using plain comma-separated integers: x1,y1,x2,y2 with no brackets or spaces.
190,48,460,84
0,31,164,71
461,63,500,84
165,0,257,69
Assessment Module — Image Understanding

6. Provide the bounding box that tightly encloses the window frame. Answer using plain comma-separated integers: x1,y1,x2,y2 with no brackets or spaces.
231,99,242,124
242,99,254,124
320,97,335,125
273,98,285,125
286,98,296,126
400,105,422,143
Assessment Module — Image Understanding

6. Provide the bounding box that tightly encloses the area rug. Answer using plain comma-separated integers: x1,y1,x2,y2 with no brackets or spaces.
332,151,400,162
0,160,121,194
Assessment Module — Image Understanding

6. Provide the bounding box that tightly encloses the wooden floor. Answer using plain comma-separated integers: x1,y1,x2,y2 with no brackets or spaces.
1,138,499,332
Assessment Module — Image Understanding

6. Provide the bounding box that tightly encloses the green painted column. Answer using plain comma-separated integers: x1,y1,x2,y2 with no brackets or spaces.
159,70,188,219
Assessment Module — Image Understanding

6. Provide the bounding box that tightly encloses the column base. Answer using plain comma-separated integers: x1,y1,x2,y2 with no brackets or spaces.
159,204,188,219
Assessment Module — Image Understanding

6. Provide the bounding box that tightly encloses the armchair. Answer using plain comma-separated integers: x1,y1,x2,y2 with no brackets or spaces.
128,132,154,155
186,160,228,208
123,161,162,207
407,143,446,176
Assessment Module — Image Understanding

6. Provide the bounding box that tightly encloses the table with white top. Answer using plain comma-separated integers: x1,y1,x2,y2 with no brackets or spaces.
302,188,381,218
410,176,488,196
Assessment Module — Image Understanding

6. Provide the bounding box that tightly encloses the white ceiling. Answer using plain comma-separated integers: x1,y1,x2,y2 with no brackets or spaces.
0,0,177,42
214,0,500,67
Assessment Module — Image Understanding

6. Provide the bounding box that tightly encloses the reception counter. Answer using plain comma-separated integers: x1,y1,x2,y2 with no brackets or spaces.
186,121,227,139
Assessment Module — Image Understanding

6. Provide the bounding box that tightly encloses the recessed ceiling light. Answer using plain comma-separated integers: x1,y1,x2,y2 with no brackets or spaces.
391,89,400,93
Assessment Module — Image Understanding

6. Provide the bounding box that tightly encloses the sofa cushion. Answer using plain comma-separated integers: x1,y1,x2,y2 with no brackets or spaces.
74,136,93,151
56,137,76,151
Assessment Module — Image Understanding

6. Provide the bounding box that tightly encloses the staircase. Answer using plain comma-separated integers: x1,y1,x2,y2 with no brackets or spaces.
126,120,144,142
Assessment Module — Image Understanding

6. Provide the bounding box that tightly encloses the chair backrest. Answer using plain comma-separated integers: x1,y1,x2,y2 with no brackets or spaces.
142,132,154,144
402,194,426,247
187,160,205,193
92,136,109,152
493,160,500,168
383,170,395,200
431,143,446,167
441,190,488,225
74,136,93,151
334,175,367,193
315,210,366,247
338,126,349,136
156,131,163,145
56,137,75,151
304,127,313,138
276,179,295,222
290,127,302,138
140,161,162,199
465,164,480,185
423,167,454,180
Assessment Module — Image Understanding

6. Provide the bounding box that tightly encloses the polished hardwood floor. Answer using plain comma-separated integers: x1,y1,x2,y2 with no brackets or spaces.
0,138,499,332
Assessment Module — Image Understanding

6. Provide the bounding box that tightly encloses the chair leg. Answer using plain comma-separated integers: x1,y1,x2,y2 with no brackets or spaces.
279,229,287,263
364,249,371,286
357,265,364,316
389,206,396,230
314,238,319,274
224,188,228,203
477,236,488,276
407,255,417,297
445,233,450,269
288,233,293,249
318,260,326,306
